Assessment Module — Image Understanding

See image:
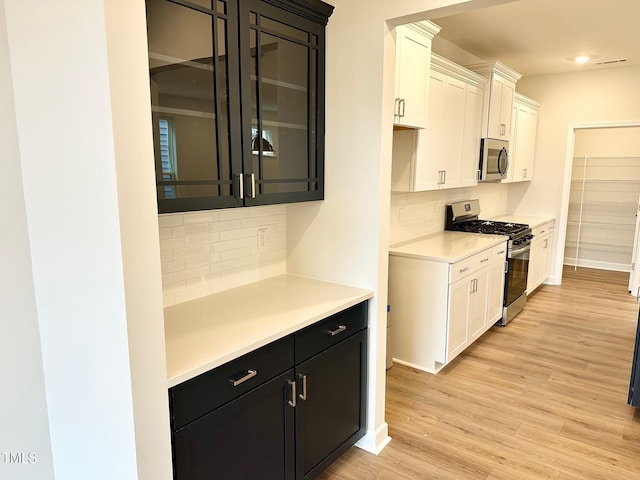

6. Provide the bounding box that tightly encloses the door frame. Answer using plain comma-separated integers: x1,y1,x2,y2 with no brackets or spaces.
556,120,640,286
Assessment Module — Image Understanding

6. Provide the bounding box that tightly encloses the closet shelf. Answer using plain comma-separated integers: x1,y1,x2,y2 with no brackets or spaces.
566,221,635,230
564,241,633,253
569,200,638,208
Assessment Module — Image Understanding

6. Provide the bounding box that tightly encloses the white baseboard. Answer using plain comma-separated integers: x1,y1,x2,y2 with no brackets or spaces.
563,258,631,273
355,421,391,455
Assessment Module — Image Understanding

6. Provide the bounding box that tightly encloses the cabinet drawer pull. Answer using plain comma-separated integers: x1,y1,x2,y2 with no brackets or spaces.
329,325,347,336
288,379,297,407
480,257,489,263
539,229,546,234
229,369,257,387
497,250,505,255
298,374,307,401
459,266,470,273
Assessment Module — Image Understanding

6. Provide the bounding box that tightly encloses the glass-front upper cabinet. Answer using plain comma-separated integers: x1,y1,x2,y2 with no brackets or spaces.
146,0,242,212
145,0,333,213
240,0,327,205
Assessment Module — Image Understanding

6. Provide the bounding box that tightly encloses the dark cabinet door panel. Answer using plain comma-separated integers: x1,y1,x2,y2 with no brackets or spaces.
295,330,368,479
173,369,295,480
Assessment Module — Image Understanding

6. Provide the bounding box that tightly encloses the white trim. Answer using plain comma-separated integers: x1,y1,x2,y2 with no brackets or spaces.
355,421,392,455
556,120,640,285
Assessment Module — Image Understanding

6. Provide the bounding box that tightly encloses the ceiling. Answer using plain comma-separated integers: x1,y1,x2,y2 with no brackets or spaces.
431,0,640,77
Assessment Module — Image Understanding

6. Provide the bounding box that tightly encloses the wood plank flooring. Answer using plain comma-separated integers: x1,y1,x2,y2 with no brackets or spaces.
317,267,640,480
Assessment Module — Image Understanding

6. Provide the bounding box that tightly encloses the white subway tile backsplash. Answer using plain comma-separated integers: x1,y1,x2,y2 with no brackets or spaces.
158,214,184,227
160,237,185,251
160,205,286,307
162,259,186,273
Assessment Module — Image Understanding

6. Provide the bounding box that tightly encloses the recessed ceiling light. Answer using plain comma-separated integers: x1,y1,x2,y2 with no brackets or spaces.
575,55,590,64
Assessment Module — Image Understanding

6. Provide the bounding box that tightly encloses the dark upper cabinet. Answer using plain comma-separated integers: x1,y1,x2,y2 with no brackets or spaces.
145,0,333,213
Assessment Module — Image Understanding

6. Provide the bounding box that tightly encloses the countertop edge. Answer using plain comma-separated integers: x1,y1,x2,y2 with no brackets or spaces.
389,231,508,263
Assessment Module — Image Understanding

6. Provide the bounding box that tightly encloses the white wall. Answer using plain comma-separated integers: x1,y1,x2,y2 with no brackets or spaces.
286,0,514,454
3,0,172,479
574,127,640,157
510,65,640,284
0,2,54,478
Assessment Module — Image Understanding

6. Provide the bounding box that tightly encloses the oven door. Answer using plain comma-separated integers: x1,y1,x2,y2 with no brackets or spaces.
504,245,530,306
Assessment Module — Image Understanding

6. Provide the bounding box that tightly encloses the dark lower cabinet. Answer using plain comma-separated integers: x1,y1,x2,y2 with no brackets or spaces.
174,369,295,480
169,302,368,480
295,330,367,479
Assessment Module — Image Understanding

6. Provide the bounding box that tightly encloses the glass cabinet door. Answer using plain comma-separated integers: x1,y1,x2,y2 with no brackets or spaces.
146,0,242,212
240,0,325,205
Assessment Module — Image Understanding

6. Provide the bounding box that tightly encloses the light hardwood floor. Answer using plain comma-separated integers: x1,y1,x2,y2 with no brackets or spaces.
318,267,640,480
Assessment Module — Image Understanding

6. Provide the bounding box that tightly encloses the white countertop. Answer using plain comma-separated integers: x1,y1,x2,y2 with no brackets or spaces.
492,214,555,229
164,274,373,387
389,231,508,263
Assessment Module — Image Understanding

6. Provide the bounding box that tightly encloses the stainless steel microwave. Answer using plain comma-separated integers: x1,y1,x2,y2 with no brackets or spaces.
478,138,509,181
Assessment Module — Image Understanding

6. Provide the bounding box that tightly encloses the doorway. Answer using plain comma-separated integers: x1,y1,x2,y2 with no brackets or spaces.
558,123,640,293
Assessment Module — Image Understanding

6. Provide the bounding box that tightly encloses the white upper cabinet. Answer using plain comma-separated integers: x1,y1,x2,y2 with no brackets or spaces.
466,61,521,141
393,21,441,129
391,54,486,192
504,93,539,183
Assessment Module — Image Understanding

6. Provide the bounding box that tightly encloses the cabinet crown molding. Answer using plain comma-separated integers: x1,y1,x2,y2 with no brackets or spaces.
465,61,522,84
431,53,487,87
402,20,442,40
514,92,540,109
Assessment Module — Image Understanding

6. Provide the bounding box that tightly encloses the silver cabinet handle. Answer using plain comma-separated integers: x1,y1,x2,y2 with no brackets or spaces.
237,173,244,200
400,98,405,117
298,374,307,401
329,325,347,336
394,98,400,116
480,257,489,263
540,229,546,234
250,173,256,199
543,239,548,249
459,266,470,273
288,379,297,407
523,168,528,178
497,250,505,255
229,369,257,387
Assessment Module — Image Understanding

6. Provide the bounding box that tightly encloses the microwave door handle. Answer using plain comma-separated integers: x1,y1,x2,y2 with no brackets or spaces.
498,147,508,176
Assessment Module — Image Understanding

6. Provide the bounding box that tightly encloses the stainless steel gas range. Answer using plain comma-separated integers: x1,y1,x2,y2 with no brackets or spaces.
445,199,532,325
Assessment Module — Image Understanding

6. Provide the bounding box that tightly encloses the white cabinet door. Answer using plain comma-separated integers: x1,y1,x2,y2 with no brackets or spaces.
487,75,515,140
468,268,489,341
527,238,543,295
507,94,539,183
394,25,433,129
487,252,506,326
414,71,447,190
527,221,554,294
438,72,466,187
460,84,484,187
521,107,538,180
447,277,470,362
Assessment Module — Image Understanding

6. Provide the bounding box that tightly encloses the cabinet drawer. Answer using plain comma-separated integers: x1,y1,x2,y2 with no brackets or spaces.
533,221,554,238
449,248,493,284
493,242,507,260
170,335,294,430
295,302,368,364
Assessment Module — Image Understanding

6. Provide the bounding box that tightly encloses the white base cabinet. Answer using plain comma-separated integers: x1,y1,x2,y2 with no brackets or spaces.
527,221,555,294
389,242,507,373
